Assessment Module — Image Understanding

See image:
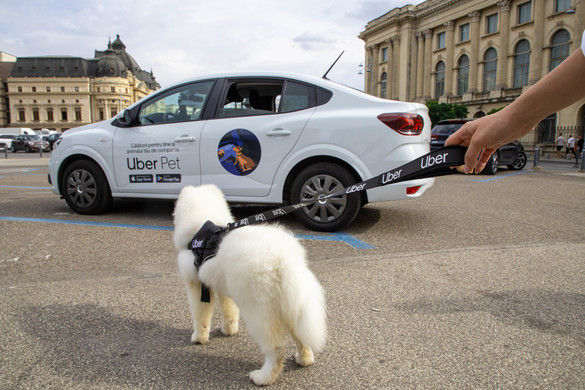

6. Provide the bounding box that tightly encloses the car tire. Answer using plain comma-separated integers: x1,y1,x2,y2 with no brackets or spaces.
507,151,527,170
290,162,361,232
61,160,113,215
481,152,499,175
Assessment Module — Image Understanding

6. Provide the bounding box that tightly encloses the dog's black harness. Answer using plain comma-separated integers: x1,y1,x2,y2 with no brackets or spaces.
188,220,228,302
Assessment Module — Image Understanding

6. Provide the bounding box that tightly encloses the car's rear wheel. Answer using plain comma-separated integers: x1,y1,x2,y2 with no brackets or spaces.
61,160,112,214
481,152,499,175
290,162,361,232
507,151,527,170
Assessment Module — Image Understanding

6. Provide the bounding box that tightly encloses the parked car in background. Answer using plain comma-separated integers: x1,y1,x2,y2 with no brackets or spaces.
41,133,62,150
49,71,435,231
430,118,527,175
11,134,50,153
0,134,16,149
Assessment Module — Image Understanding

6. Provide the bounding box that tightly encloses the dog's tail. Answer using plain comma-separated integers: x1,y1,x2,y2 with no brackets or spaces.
282,267,327,353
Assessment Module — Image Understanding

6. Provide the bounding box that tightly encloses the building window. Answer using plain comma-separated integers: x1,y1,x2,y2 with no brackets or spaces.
99,107,104,121
75,107,82,122
47,108,54,122
437,32,446,49
381,47,388,62
486,14,498,34
550,29,570,71
513,39,531,88
555,0,571,12
32,86,37,92
483,48,498,92
517,2,531,24
435,61,445,98
60,86,65,92
61,108,68,121
111,87,116,93
460,23,470,42
457,55,469,95
380,72,387,98
18,108,25,122
32,107,40,122
46,86,51,92
110,107,117,117
17,86,22,92
74,86,80,92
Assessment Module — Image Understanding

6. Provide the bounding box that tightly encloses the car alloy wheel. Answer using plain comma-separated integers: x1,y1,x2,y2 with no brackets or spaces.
61,160,112,214
508,151,527,170
290,162,361,232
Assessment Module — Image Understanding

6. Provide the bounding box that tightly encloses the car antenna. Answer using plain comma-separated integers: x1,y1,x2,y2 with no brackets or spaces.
322,51,344,80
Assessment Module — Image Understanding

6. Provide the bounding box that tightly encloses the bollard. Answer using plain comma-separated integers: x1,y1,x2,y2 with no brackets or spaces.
533,146,540,169
39,147,43,158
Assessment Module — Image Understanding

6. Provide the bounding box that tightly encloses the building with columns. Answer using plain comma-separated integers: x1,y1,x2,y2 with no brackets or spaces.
359,0,585,146
4,35,160,132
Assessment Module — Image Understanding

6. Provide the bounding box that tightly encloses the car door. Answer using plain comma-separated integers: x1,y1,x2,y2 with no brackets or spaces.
199,78,316,197
112,80,216,194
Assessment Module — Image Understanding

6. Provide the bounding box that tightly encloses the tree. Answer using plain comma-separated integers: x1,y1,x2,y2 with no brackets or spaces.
426,101,469,127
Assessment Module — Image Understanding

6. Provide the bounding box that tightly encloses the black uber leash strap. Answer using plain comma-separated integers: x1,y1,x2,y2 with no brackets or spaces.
225,145,467,230
188,145,467,302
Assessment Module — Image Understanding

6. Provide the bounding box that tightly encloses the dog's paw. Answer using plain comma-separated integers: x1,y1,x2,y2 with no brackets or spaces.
221,319,239,336
191,331,209,344
294,347,315,367
249,369,276,386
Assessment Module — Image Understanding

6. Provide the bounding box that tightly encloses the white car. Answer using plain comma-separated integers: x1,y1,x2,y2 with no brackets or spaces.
48,72,433,231
0,134,15,149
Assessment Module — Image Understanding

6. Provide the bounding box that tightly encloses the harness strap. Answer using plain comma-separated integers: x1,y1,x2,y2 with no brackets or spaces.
188,220,228,302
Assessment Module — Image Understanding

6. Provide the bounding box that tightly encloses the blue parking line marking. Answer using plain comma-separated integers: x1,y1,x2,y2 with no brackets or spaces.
296,232,375,249
0,216,174,231
471,170,531,183
0,216,375,249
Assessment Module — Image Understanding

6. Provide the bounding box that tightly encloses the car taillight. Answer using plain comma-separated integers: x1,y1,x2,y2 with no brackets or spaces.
431,134,439,140
377,113,424,135
406,185,421,195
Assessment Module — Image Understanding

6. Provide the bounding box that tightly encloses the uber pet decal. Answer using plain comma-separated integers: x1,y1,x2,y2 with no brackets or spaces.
217,129,261,176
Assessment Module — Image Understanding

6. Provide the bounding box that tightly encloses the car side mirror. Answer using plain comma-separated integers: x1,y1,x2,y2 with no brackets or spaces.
118,109,133,126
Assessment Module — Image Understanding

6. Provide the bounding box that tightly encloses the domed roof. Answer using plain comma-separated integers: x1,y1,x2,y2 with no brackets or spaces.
95,45,127,77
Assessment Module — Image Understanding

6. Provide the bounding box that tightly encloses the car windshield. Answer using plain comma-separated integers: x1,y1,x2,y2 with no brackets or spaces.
26,135,41,140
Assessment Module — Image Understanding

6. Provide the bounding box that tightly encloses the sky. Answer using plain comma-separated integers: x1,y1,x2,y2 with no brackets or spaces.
0,0,424,91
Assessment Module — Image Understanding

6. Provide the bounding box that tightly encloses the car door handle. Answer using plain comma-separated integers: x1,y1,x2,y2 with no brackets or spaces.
175,136,197,143
266,128,292,137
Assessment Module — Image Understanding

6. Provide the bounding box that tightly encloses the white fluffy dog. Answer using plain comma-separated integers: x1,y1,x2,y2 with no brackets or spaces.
173,185,327,386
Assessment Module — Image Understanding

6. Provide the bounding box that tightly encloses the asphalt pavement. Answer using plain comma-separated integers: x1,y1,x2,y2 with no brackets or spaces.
0,152,584,389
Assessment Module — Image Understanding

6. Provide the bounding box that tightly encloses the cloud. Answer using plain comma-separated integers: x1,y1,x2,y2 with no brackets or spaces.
0,0,421,90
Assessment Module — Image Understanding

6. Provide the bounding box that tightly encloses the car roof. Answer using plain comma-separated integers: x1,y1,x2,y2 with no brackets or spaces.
436,118,475,125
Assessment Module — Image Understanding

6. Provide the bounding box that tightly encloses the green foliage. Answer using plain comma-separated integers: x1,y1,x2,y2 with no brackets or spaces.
488,107,505,115
426,101,469,127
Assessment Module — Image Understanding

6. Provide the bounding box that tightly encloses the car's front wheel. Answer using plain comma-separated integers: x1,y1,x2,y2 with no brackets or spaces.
507,151,527,170
61,160,113,214
290,162,361,232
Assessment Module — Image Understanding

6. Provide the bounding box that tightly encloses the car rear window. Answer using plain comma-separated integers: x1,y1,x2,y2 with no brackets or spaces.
432,123,464,135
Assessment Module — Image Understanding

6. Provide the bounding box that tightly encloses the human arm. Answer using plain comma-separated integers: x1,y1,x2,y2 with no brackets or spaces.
445,45,585,173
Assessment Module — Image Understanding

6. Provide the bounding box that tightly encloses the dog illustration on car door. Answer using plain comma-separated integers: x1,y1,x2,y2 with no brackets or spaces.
217,129,260,176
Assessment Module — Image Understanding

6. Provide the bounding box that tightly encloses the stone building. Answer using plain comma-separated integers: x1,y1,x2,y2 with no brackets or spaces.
0,52,17,127
5,35,160,132
359,0,585,146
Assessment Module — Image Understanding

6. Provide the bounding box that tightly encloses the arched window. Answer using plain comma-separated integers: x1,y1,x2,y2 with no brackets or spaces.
380,72,387,99
483,48,497,92
513,40,530,88
550,29,570,71
435,61,445,99
457,55,469,95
